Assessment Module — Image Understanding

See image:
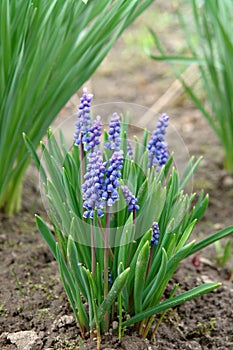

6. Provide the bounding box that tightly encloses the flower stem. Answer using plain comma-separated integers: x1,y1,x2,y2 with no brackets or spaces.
104,206,110,326
126,210,137,266
91,220,96,276
98,219,114,260
118,292,123,340
146,245,154,278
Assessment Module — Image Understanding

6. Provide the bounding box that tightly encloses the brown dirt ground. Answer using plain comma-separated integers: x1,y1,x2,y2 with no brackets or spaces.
0,2,233,349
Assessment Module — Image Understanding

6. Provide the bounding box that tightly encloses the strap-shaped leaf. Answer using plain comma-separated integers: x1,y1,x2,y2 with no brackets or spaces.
56,243,81,326
23,133,46,183
67,236,88,301
134,241,150,313
123,282,221,327
187,226,233,257
127,229,152,288
175,219,197,253
143,248,167,308
35,215,57,258
97,267,130,322
135,180,166,241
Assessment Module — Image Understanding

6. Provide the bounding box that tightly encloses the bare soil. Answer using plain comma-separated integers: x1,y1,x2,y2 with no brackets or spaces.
0,2,233,349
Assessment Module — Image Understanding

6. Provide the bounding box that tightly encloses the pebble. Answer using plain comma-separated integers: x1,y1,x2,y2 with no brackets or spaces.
51,314,75,330
222,175,233,187
7,330,43,350
112,321,118,330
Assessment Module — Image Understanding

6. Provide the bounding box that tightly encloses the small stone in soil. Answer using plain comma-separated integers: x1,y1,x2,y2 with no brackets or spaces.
222,175,233,188
51,315,75,330
7,330,43,350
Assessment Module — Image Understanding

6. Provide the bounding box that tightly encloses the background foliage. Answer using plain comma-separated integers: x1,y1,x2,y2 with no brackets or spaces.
150,0,233,173
0,0,154,214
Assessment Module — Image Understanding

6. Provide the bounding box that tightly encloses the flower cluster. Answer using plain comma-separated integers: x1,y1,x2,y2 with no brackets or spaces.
102,151,124,207
121,185,140,212
82,150,125,216
105,113,121,151
82,150,105,219
74,88,93,146
82,116,102,152
147,113,169,170
77,89,170,221
151,221,160,246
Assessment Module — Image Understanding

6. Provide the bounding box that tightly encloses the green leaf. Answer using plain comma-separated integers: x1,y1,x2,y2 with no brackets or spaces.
127,228,152,289
35,215,57,259
175,219,197,252
187,226,233,257
190,192,209,222
23,133,46,183
135,180,166,240
122,282,221,327
97,267,130,323
134,241,150,313
87,270,99,332
143,248,168,308
67,236,88,301
221,240,232,266
56,243,81,325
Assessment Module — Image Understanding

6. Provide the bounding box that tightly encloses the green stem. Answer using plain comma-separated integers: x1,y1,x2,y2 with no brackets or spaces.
118,292,123,341
104,206,110,326
146,245,154,278
91,220,96,277
141,315,154,339
126,210,137,266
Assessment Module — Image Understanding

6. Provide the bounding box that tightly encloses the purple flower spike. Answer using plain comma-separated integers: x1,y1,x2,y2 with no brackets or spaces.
147,113,169,170
105,113,121,151
102,151,123,207
151,222,160,246
127,140,133,158
82,149,106,219
121,186,140,212
82,116,102,152
74,87,93,146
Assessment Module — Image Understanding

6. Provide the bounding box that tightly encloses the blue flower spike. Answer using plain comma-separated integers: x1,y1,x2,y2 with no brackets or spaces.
82,149,106,219
82,115,102,152
147,113,169,170
102,151,124,207
74,87,93,146
151,221,160,246
121,185,140,212
105,112,121,151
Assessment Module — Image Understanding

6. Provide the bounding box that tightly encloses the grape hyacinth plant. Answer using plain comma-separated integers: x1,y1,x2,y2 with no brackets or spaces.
24,88,233,349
